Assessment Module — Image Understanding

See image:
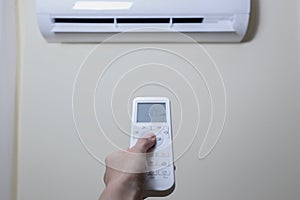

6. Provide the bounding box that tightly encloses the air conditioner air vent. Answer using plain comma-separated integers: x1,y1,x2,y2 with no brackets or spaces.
172,18,203,23
53,17,205,25
116,18,170,24
54,18,114,24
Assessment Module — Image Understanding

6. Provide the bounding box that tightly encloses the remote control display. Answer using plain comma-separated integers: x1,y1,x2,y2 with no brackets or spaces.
137,103,166,122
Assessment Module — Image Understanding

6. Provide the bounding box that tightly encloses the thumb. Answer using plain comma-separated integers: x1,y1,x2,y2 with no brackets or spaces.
132,133,156,153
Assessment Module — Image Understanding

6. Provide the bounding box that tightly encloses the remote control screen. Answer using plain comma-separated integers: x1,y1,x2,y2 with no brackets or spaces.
137,103,166,123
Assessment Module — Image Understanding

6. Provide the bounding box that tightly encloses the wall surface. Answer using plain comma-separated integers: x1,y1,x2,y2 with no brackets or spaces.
0,1,17,200
17,0,300,200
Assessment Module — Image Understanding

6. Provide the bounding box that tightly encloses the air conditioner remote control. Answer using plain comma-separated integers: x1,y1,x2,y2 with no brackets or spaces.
130,97,175,197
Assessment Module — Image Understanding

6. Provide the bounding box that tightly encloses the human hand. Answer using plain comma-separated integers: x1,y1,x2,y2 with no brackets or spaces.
99,134,156,200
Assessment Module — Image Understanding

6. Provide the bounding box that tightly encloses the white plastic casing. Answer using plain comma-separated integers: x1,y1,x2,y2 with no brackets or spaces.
36,0,251,43
130,97,175,197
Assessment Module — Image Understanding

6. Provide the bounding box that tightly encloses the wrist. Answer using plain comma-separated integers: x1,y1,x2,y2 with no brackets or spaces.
103,174,144,200
117,174,143,199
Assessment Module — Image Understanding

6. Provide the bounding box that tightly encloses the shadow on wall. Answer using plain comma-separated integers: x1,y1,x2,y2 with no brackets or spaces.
243,0,260,42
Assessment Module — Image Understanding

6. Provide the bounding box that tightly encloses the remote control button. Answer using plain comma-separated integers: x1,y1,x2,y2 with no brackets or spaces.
159,170,170,176
161,161,167,166
162,130,169,135
148,160,157,166
152,125,162,132
148,171,158,176
147,152,155,157
162,124,169,130
155,151,170,157
155,134,164,147
139,125,151,131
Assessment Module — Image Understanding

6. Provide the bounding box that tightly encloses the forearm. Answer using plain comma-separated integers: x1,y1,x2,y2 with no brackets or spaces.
99,176,143,200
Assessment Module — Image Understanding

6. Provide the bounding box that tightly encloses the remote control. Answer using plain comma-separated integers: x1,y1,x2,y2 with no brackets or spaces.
130,97,175,197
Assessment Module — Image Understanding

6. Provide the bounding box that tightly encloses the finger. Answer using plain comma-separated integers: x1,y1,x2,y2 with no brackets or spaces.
103,171,108,185
132,133,156,153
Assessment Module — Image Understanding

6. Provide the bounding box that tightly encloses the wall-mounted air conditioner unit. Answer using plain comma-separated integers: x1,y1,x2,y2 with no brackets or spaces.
36,0,251,43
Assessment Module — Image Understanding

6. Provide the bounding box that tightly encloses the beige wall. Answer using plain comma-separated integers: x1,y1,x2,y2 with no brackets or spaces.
0,1,17,200
17,0,300,200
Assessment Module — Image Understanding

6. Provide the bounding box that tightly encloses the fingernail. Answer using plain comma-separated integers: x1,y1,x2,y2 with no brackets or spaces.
151,135,156,141
146,133,155,140
146,133,155,137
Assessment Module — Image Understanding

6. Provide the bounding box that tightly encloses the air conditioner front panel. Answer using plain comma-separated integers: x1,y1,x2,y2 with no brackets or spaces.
36,0,251,42
37,0,250,15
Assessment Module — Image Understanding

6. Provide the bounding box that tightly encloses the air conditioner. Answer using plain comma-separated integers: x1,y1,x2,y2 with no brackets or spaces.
36,0,251,43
